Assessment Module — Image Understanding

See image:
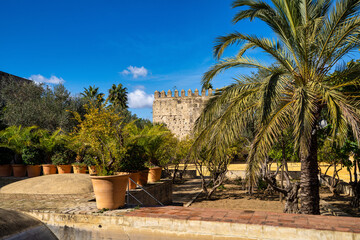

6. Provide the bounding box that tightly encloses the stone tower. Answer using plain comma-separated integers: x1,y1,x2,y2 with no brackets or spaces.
152,88,213,139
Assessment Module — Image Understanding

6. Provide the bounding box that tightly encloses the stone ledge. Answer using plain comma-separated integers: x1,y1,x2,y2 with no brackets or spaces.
127,180,172,206
24,206,360,240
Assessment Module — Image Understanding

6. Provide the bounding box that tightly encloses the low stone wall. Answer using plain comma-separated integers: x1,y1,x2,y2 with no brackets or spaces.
226,170,301,181
164,170,198,179
26,207,360,240
127,180,172,206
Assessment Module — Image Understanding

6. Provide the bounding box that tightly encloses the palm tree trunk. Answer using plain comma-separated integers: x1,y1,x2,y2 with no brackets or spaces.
300,127,320,215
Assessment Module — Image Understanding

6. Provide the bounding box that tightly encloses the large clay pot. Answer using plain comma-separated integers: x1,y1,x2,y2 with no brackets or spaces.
90,174,129,209
148,167,162,183
57,165,72,174
12,164,26,177
0,164,12,177
88,166,97,175
137,169,149,187
42,164,57,175
26,165,41,177
128,172,140,190
73,165,87,174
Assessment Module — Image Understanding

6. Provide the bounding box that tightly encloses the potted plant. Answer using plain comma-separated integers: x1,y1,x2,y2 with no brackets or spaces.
0,126,38,177
51,148,75,174
22,146,44,177
147,163,162,183
119,143,147,189
42,163,57,175
72,102,129,209
0,147,13,177
82,154,98,175
37,129,67,175
125,123,171,185
72,155,87,174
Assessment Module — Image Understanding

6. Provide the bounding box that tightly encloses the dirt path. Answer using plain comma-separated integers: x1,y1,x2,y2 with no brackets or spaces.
190,182,285,213
172,179,202,205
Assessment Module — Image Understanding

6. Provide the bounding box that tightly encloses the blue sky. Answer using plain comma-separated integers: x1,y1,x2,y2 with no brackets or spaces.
0,0,274,119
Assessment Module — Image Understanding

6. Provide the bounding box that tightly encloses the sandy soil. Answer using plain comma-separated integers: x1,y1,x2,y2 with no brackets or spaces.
191,182,284,213
190,181,360,217
320,187,360,217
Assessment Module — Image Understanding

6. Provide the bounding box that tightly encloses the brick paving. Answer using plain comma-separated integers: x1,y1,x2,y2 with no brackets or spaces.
125,206,360,234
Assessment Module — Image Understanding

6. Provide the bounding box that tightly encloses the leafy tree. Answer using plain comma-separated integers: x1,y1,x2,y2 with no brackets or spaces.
194,144,241,199
108,83,128,109
1,81,43,128
1,81,85,132
71,101,128,175
318,136,350,196
160,137,194,183
196,0,360,214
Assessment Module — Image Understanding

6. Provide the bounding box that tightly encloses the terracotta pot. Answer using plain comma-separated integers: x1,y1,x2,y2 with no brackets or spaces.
26,165,41,177
90,174,129,209
73,165,87,174
57,165,72,174
137,169,149,186
148,167,162,183
42,164,57,175
12,164,26,177
88,166,97,175
0,164,12,177
125,172,140,190
115,172,134,189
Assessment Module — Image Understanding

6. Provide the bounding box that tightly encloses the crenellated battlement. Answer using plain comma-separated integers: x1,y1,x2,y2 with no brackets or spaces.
154,88,213,98
153,88,212,139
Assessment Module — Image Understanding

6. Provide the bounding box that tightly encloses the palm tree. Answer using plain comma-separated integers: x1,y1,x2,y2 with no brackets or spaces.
81,85,104,104
126,122,173,167
196,0,360,214
108,83,128,109
0,126,38,163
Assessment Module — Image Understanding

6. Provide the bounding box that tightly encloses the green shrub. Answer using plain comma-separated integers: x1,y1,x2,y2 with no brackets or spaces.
0,147,14,165
82,154,98,166
119,144,147,172
51,149,75,165
22,146,44,165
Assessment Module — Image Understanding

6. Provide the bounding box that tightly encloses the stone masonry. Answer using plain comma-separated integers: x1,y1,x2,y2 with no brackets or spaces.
152,89,213,139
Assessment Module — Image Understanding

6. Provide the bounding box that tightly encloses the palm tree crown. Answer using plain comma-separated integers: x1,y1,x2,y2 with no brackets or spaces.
81,85,104,103
108,83,128,109
196,0,360,214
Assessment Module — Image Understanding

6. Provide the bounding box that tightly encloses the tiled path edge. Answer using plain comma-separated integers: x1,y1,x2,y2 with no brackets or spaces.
25,206,360,240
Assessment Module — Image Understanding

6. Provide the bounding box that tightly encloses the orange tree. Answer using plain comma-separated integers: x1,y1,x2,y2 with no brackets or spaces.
71,102,128,175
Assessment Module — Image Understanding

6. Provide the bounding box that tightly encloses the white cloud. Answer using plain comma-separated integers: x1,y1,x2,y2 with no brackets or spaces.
29,74,65,84
128,89,154,108
121,66,148,78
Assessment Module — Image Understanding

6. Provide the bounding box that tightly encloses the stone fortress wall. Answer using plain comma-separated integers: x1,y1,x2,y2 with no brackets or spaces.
152,88,213,139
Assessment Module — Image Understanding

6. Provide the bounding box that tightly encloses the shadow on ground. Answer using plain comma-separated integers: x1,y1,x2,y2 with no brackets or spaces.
0,177,26,189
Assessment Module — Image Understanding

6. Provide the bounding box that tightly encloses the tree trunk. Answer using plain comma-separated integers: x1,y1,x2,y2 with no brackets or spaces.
300,129,320,215
284,182,300,214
